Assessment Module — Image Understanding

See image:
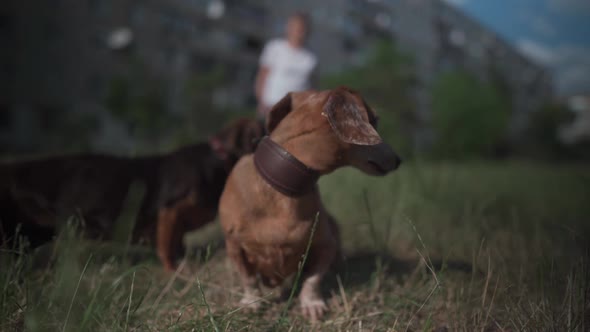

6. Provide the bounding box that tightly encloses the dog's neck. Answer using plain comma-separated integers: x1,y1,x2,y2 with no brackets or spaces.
253,136,320,197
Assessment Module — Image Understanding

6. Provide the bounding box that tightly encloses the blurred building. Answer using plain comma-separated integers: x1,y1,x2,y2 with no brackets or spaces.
1,0,552,153
559,95,590,144
425,1,553,141
2,0,270,152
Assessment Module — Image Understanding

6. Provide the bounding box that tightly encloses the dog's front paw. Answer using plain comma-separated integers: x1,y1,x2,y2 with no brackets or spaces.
300,297,327,322
238,292,262,311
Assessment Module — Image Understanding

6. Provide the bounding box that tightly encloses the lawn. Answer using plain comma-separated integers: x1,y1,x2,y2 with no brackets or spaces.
2,161,589,331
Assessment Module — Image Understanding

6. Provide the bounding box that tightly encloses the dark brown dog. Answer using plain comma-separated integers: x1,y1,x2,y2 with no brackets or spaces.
218,87,401,321
0,117,264,271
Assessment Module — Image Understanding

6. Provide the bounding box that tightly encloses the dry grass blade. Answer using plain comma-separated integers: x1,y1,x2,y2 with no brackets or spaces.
337,274,351,318
322,311,383,325
406,215,440,286
175,273,274,305
404,215,441,332
481,253,491,308
124,271,135,332
481,275,499,332
62,253,93,332
277,212,320,326
362,189,383,250
152,259,187,310
197,276,220,332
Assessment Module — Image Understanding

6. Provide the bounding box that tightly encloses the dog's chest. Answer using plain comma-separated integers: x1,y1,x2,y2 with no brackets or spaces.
243,243,302,284
240,223,312,281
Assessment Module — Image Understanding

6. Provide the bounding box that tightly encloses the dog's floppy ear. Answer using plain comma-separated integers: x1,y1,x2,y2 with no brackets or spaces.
209,119,241,160
214,118,264,157
266,92,293,133
338,86,379,129
323,89,382,146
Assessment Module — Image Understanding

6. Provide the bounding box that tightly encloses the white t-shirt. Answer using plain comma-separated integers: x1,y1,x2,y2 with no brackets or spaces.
259,38,318,107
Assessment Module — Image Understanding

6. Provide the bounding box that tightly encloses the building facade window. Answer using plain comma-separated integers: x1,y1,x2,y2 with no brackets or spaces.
88,0,110,18
130,3,145,26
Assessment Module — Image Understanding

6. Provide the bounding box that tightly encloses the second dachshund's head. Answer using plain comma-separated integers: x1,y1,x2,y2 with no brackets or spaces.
210,118,265,166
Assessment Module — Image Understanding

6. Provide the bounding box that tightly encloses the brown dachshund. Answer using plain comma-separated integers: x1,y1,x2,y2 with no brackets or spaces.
0,117,264,271
218,87,401,321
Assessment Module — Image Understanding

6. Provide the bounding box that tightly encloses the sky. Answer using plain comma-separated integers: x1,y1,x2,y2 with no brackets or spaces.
441,0,590,96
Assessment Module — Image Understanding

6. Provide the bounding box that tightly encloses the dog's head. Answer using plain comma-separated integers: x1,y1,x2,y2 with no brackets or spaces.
266,86,401,175
210,118,265,164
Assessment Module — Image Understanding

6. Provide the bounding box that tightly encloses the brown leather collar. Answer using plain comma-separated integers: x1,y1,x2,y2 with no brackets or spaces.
254,136,320,197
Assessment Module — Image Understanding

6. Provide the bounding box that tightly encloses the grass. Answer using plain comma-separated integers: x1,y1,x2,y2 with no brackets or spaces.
1,160,589,331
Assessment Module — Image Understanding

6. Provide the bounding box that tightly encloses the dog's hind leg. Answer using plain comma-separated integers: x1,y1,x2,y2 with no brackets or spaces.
156,206,185,272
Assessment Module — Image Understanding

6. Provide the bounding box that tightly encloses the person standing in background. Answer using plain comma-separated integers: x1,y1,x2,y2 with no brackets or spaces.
254,12,318,121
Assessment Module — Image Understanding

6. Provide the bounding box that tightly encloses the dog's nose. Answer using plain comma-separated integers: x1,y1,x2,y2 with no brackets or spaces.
366,142,402,173
384,154,402,171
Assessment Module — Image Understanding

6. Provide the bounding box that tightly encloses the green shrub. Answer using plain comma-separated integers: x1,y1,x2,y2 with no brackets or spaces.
321,40,417,158
105,76,175,142
430,71,510,159
525,103,590,160
35,105,100,154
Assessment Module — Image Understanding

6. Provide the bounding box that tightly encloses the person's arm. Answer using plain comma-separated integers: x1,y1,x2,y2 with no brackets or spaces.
309,65,319,89
255,66,270,103
255,40,276,105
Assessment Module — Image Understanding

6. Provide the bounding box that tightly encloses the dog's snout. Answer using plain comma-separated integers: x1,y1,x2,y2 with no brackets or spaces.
372,142,402,173
350,142,401,176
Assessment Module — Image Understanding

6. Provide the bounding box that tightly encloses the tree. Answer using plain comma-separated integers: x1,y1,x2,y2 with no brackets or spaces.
321,40,417,157
430,70,511,159
105,65,174,147
525,102,590,160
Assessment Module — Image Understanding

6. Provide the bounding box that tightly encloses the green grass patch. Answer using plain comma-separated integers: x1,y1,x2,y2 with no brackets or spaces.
2,161,589,331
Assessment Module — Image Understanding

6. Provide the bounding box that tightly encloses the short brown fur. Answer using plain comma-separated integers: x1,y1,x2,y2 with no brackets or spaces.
219,87,401,321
